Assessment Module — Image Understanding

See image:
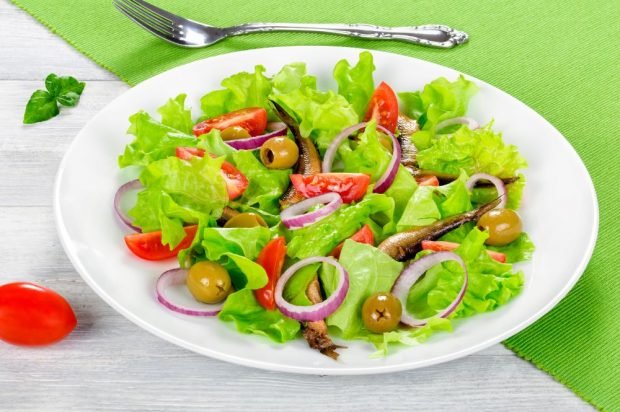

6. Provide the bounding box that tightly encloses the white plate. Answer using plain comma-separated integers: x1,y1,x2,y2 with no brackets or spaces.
54,46,598,375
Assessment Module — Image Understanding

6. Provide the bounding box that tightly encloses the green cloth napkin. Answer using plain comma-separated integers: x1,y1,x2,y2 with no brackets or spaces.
11,0,620,409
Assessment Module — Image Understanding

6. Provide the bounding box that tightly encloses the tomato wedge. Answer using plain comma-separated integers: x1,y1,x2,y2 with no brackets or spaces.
175,147,248,200
290,173,370,203
421,240,507,263
255,237,287,310
416,175,440,187
364,82,399,133
0,282,77,346
125,225,198,261
193,107,268,137
330,224,375,259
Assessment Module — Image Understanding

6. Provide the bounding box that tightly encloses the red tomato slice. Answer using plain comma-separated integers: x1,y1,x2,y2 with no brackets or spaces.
254,237,287,310
364,82,399,133
192,107,268,137
421,240,507,263
175,147,248,200
125,225,198,261
175,146,205,160
0,282,77,346
330,224,375,259
416,175,440,187
289,173,370,203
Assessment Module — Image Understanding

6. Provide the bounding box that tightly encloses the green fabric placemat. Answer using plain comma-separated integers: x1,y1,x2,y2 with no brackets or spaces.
11,0,620,409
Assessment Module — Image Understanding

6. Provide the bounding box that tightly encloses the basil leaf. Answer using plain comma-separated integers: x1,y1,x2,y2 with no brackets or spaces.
23,90,59,124
55,76,85,107
24,74,86,124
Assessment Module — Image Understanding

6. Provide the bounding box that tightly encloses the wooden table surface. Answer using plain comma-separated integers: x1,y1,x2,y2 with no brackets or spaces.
0,1,592,410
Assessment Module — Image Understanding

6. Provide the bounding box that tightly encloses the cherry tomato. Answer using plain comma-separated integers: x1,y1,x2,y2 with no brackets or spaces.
421,240,507,263
175,147,249,200
364,82,399,133
125,225,198,260
193,108,267,137
254,237,287,310
416,175,440,187
0,282,77,346
330,224,375,258
289,173,370,203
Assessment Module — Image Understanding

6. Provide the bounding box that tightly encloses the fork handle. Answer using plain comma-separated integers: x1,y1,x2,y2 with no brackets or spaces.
225,23,468,48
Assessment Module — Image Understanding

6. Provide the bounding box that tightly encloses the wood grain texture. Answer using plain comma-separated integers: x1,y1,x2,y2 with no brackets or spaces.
0,0,591,410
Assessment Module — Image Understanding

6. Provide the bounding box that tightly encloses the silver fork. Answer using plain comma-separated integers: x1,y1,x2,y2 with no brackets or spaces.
113,0,468,49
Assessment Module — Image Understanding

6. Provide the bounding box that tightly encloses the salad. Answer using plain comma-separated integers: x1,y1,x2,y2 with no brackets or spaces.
114,52,534,358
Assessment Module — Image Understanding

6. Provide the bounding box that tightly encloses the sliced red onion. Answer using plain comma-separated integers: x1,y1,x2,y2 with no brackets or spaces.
321,122,401,194
466,173,507,208
275,257,349,322
392,251,468,327
280,192,342,230
372,127,401,194
156,268,223,316
322,123,369,173
114,179,142,232
436,116,479,132
225,122,287,150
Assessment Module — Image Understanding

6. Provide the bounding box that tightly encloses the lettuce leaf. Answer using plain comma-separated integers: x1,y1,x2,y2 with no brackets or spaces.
200,65,273,119
341,120,390,182
489,233,535,263
200,63,316,121
333,51,375,118
368,318,452,358
128,155,228,248
229,150,291,215
407,228,524,319
285,193,395,260
157,93,193,134
397,171,472,231
416,123,527,177
368,227,524,356
399,75,478,150
219,289,300,343
118,111,196,168
271,87,358,153
321,240,403,338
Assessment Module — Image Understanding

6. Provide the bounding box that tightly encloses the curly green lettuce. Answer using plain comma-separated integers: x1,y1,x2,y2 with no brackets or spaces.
333,51,375,118
399,75,478,149
128,155,228,248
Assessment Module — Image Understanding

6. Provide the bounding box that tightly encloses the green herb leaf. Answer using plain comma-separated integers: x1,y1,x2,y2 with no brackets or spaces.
24,74,85,123
23,90,59,124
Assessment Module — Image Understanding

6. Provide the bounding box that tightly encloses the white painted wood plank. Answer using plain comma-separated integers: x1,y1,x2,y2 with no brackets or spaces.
0,1,117,81
0,0,592,410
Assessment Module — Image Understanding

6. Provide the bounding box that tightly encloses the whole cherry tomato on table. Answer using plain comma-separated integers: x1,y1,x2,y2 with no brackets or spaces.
0,282,77,346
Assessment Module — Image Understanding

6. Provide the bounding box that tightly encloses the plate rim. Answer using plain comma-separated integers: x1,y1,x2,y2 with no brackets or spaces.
53,45,599,375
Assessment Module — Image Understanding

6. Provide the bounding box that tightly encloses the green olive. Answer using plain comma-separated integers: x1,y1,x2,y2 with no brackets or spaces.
362,292,402,333
478,208,523,246
260,137,299,169
186,261,233,304
378,132,393,151
220,126,251,141
223,212,268,228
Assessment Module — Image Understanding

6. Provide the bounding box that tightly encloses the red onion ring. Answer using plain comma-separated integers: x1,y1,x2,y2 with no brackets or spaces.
322,123,369,173
321,122,401,194
156,268,224,316
392,251,468,327
275,257,349,322
372,127,401,194
466,173,507,209
225,122,287,150
280,192,342,230
436,116,479,132
114,179,142,232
